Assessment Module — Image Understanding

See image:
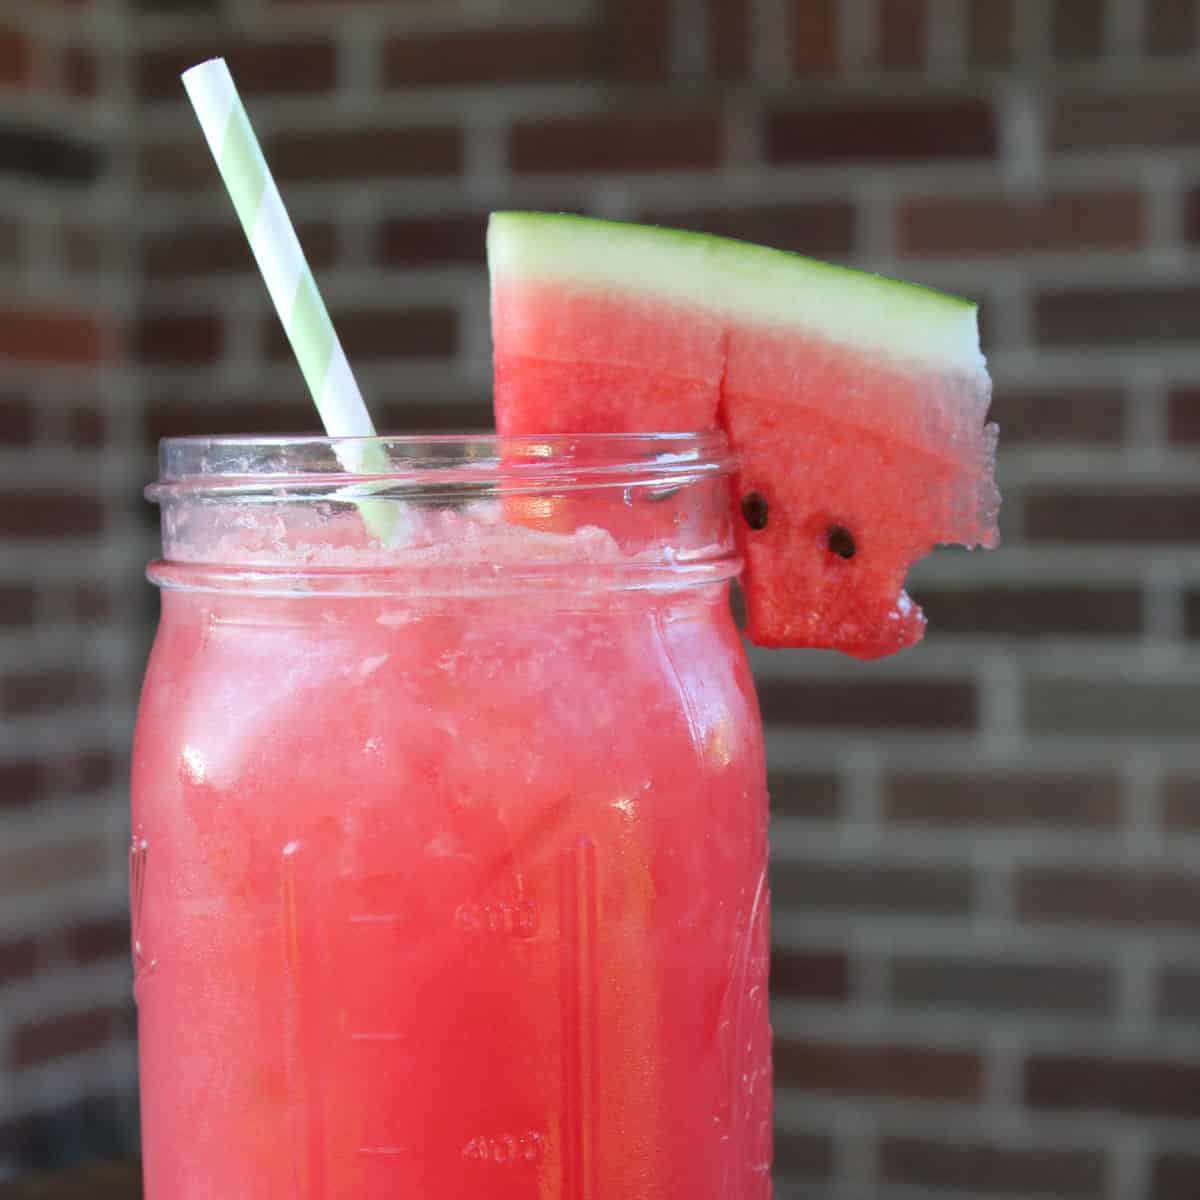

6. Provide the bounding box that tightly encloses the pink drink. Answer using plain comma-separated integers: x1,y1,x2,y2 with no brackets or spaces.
132,435,771,1199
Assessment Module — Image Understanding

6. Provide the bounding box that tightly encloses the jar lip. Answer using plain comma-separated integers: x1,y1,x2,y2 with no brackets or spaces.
149,431,736,500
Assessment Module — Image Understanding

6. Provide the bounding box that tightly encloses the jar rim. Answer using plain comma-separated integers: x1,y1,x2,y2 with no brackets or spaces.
148,431,735,502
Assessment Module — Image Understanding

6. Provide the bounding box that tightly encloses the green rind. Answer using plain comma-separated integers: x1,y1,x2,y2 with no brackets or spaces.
488,211,984,375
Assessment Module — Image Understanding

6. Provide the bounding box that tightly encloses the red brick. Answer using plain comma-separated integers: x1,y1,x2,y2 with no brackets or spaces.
1183,189,1200,243
1052,88,1200,151
1025,488,1200,545
264,307,456,362
1187,591,1200,637
767,98,996,162
711,0,750,79
775,1130,834,1177
0,127,100,183
880,0,925,68
793,0,836,72
372,397,493,433
967,0,1013,64
0,217,18,266
65,402,106,447
1158,965,1200,1021
0,29,34,88
384,27,600,87
139,137,224,190
68,749,121,791
379,214,487,267
0,586,34,628
511,110,722,173
767,768,840,818
1053,0,1106,57
62,916,129,965
0,936,36,984
0,493,103,538
1026,1053,1200,1117
880,1137,1105,1196
772,949,849,1000
921,585,1140,637
61,225,112,275
143,222,335,278
637,202,855,258
885,769,1122,826
888,955,1115,1016
776,1040,983,1101
1169,388,1200,442
0,761,46,809
146,395,321,441
989,386,1124,444
772,861,972,915
606,0,670,81
2,668,104,717
68,584,113,623
1165,774,1199,828
136,314,222,364
1146,0,1196,53
0,1162,138,1193
9,1007,116,1070
1154,1153,1200,1200
62,45,98,98
0,395,33,444
758,679,976,731
898,191,1142,255
269,128,461,181
1018,867,1200,929
0,840,108,898
1036,286,1200,347
0,308,112,366
41,584,113,626
138,41,337,100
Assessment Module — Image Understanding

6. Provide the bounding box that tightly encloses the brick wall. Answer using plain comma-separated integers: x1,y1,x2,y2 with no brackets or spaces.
0,0,142,1179
4,0,1200,1196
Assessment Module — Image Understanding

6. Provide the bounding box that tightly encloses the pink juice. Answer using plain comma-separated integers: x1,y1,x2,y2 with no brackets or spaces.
132,435,772,1199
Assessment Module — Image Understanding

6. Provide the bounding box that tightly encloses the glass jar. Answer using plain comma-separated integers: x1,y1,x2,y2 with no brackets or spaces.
133,434,771,1199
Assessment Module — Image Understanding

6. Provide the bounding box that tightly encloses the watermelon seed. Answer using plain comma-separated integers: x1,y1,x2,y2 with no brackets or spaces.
828,525,856,560
741,492,769,530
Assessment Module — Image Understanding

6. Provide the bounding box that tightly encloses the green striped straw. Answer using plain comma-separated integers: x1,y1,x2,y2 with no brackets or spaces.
182,58,393,541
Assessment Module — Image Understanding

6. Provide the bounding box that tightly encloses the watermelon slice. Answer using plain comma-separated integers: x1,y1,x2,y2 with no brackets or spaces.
488,212,999,659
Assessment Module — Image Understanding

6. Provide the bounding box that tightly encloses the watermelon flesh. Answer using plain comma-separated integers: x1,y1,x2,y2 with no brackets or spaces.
489,212,999,659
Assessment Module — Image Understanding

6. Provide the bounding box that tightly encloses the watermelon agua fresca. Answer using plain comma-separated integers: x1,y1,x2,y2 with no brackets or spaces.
489,212,1000,659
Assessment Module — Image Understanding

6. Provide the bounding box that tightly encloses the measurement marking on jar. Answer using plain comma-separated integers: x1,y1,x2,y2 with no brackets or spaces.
348,913,404,925
357,1147,408,1157
349,1032,408,1042
462,1132,546,1165
455,898,539,937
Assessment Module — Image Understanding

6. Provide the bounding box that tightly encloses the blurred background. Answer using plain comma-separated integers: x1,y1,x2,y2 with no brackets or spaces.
1,0,1198,1196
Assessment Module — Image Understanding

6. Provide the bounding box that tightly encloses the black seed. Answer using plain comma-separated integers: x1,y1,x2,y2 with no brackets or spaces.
828,525,856,560
741,492,769,531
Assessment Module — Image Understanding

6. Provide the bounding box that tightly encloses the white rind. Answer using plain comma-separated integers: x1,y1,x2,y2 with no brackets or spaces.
488,212,985,377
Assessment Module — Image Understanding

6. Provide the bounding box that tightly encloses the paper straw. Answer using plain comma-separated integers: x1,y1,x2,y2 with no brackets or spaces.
181,58,393,538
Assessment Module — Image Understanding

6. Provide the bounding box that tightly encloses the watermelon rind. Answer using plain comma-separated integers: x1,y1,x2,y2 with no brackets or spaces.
488,211,984,377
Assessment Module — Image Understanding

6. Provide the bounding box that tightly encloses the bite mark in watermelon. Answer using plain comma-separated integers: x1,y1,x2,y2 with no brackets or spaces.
488,212,1000,659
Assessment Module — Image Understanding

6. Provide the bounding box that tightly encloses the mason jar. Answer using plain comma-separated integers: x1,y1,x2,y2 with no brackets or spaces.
133,433,771,1200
